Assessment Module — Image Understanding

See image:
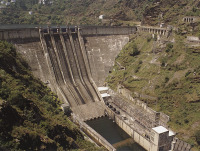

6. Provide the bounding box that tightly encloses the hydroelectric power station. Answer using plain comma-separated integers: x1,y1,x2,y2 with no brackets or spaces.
0,26,188,151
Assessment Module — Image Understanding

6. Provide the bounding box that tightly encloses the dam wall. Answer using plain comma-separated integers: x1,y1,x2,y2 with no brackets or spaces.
80,26,136,35
0,26,136,90
0,26,136,118
0,27,136,87
0,28,39,40
80,26,136,86
83,35,129,86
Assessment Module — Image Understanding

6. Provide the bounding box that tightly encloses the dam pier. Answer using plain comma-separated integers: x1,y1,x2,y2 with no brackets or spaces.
0,26,181,151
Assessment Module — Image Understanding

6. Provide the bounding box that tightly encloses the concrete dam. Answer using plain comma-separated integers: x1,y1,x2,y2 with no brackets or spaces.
0,26,184,151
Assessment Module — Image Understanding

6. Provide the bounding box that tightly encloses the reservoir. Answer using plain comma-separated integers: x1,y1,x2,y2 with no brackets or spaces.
86,116,146,151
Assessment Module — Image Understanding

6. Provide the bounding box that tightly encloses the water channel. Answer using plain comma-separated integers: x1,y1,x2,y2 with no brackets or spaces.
86,116,146,151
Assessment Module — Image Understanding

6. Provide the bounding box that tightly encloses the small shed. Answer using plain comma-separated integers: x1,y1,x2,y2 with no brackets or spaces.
99,15,104,20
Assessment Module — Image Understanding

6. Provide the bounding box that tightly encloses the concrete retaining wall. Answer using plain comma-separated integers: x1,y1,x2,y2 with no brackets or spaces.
72,114,116,151
173,138,191,151
117,85,169,127
106,107,155,151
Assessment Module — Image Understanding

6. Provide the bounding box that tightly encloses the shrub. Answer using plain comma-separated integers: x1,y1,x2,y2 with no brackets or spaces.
165,77,169,83
185,71,191,77
147,36,152,42
195,130,200,145
131,43,140,56
165,43,173,53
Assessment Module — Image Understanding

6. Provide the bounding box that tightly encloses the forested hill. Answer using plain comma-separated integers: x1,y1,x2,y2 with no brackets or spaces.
0,0,200,26
0,0,155,25
0,41,101,150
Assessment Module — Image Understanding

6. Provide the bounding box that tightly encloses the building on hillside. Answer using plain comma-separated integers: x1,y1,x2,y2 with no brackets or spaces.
39,0,53,5
1,1,5,5
5,2,10,6
29,11,33,15
99,15,104,20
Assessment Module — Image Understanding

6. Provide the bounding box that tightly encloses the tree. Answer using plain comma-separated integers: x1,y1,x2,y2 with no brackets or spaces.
131,43,140,56
195,130,200,145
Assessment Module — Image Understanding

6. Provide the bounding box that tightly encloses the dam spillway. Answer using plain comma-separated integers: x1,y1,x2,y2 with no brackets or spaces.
41,30,97,107
39,27,111,119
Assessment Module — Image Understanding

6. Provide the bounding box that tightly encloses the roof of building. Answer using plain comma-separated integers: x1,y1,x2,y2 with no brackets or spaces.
152,126,168,134
101,93,110,98
169,130,175,136
61,104,69,108
98,87,109,91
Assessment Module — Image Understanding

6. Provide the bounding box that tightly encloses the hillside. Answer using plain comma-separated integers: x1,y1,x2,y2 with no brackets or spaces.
0,41,102,150
0,0,200,26
143,0,200,26
106,31,200,150
0,0,155,25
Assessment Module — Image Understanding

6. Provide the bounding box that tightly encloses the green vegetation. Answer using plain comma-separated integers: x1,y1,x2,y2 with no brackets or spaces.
0,0,199,26
143,0,200,26
195,130,200,145
0,41,101,151
0,0,156,25
106,33,200,150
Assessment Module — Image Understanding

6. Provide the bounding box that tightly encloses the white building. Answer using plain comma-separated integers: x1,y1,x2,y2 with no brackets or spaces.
39,0,53,5
99,15,104,20
1,1,5,5
29,11,33,15
5,2,10,6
